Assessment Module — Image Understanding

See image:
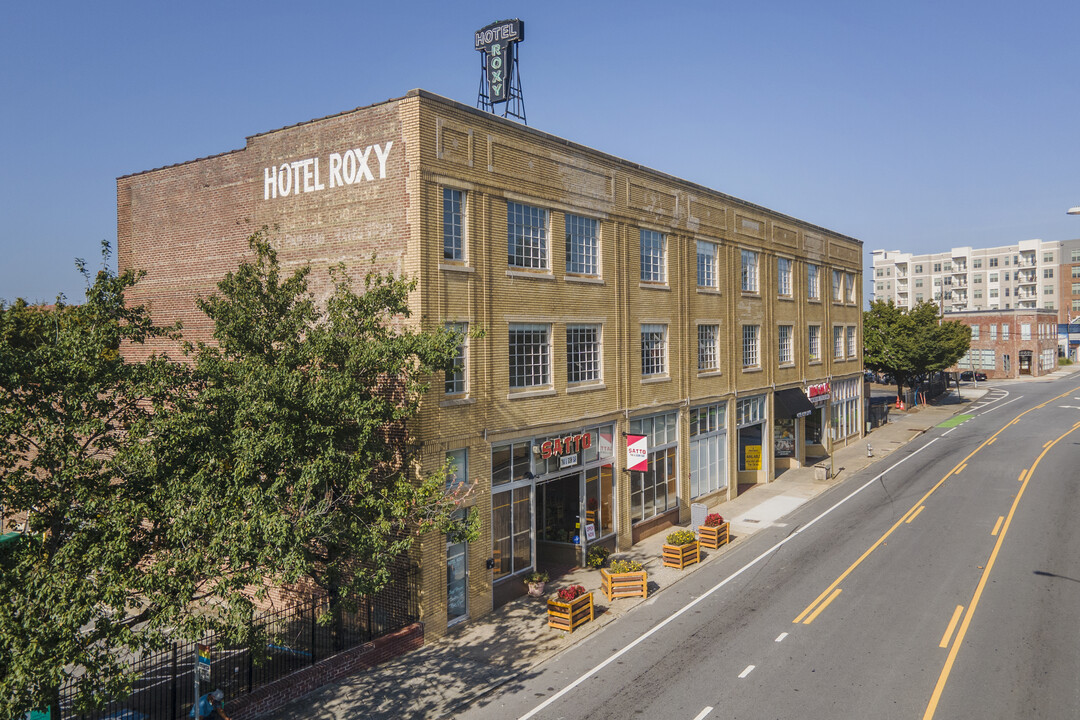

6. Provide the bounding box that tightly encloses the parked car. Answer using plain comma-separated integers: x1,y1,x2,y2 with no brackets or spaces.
960,371,973,381
975,371,987,381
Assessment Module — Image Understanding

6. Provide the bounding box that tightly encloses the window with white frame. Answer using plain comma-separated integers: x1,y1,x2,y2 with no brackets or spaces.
777,257,793,296
567,324,601,384
808,264,820,300
742,325,760,368
689,403,726,499
628,412,678,523
846,326,856,358
971,325,980,340
641,324,667,376
832,270,843,301
989,324,997,340
698,324,719,372
833,326,844,359
809,325,821,361
846,272,856,303
697,241,719,289
640,229,666,283
1002,324,1010,339
445,322,468,395
1021,323,1031,340
508,323,550,388
778,325,793,364
741,249,760,292
565,214,599,276
507,202,548,269
443,188,465,261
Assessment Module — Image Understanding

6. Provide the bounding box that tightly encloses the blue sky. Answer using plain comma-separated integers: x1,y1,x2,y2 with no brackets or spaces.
3,0,1080,304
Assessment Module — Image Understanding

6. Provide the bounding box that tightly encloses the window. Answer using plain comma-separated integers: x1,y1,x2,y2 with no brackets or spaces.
628,412,678,523
915,278,924,287
778,325,793,365
974,289,983,299
1044,252,1055,263
1074,299,1080,311
1004,272,1010,282
567,324,601,384
989,324,997,340
1072,267,1080,278
916,293,923,302
508,323,550,388
943,262,952,271
833,326,844,359
933,263,942,272
689,403,726,499
446,448,467,490
973,259,982,268
742,325,760,368
989,257,998,267
876,268,884,278
697,324,719,372
443,188,465,261
640,229,666,282
915,264,924,273
1044,268,1054,278
971,325,980,340
876,283,884,292
445,322,468,395
846,326,856,358
778,258,793,296
1021,323,1031,340
492,485,532,581
1073,283,1080,294
507,202,548,269
641,324,667,376
807,264,820,300
565,214,599,276
1045,285,1055,295
846,272,856,303
990,289,998,298
832,270,843,301
697,241,718,289
1073,249,1080,262
1002,324,1010,339
973,274,982,283
741,249,759,292
808,325,821,362
989,273,998,283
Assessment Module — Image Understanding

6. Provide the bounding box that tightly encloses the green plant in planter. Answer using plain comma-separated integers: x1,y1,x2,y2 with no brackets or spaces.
609,558,644,574
666,529,696,546
586,545,611,568
523,570,549,584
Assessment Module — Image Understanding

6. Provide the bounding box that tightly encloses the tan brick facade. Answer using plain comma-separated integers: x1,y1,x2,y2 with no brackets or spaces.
118,89,863,640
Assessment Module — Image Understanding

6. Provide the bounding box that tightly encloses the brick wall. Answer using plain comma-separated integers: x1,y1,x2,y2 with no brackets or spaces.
226,622,423,719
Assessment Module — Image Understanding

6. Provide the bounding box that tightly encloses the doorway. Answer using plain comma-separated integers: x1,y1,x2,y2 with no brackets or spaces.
1019,350,1032,375
537,472,582,568
446,509,468,625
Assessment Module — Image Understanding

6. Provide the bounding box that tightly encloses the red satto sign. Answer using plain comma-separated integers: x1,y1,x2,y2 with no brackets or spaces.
807,382,831,402
626,434,648,472
540,433,592,460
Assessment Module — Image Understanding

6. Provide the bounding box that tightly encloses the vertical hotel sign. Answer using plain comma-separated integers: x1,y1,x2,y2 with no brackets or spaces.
475,19,524,103
626,434,648,472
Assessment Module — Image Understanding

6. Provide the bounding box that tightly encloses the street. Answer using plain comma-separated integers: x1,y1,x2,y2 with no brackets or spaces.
459,377,1080,720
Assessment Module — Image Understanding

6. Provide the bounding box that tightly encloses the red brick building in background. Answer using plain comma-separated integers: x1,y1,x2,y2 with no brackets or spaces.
950,308,1058,379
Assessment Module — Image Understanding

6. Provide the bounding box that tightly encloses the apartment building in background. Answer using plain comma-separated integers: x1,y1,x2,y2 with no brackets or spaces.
872,238,1080,359
118,89,863,639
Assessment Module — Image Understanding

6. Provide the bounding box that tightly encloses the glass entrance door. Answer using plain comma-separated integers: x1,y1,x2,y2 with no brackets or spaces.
537,472,582,568
446,510,467,624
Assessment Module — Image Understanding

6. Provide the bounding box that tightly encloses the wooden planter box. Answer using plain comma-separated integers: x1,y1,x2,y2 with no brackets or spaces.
547,591,594,632
662,540,700,569
697,523,730,549
600,568,648,601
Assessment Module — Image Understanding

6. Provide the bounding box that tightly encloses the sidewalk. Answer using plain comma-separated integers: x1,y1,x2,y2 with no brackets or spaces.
261,387,989,720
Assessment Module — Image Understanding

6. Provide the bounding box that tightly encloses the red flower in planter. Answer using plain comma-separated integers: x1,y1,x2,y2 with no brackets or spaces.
557,584,587,602
703,513,725,527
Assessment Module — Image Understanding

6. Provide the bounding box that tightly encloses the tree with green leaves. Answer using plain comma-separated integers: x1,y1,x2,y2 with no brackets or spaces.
0,234,476,719
863,299,971,398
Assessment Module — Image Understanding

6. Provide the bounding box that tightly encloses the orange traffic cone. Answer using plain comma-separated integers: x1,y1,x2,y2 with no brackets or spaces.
896,397,905,411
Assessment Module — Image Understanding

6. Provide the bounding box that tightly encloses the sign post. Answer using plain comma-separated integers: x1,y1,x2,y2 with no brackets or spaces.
194,644,211,719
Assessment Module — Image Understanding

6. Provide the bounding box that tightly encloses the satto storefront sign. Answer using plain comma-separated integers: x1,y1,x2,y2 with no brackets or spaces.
540,433,592,459
807,382,831,404
626,434,648,471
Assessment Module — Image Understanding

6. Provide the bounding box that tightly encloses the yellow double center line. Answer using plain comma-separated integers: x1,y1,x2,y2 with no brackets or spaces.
922,419,1080,718
793,385,1080,627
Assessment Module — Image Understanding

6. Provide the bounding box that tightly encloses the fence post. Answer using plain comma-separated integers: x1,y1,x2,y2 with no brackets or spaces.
170,643,178,720
310,597,317,666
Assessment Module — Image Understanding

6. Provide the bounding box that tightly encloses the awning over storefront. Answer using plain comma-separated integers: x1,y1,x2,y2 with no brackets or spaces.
774,388,815,419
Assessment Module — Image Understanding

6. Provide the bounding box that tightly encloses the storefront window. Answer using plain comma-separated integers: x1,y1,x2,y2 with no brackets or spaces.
492,486,531,581
690,402,726,498
830,378,860,442
629,411,678,523
774,417,795,458
736,395,766,472
584,465,614,539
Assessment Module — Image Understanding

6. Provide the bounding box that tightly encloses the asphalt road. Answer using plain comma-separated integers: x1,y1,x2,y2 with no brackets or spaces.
458,376,1080,720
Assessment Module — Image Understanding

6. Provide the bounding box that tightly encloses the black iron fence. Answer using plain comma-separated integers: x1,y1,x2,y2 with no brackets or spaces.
59,560,417,720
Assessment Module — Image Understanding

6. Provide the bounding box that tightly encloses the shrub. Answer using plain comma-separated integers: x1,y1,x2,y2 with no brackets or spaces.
557,584,587,602
586,545,611,568
703,513,725,527
523,570,549,584
666,529,696,546
609,558,645,574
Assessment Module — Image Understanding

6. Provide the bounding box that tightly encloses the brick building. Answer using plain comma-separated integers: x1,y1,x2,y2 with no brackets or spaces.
118,89,863,639
951,308,1059,379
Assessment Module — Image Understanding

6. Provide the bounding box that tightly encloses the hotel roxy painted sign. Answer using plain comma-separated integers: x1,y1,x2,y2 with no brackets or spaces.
262,141,394,200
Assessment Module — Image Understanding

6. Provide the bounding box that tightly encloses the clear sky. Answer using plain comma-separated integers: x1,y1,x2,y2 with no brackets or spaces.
3,0,1080,304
